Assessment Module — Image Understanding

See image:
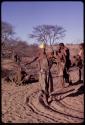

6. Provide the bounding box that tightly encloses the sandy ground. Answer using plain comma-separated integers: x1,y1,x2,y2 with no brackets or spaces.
1,58,84,123
2,80,84,123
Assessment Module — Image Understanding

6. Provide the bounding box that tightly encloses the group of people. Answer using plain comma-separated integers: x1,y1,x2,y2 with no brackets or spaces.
38,42,84,105
13,42,84,104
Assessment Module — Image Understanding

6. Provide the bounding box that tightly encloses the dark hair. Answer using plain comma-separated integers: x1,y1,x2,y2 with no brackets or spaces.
59,43,64,47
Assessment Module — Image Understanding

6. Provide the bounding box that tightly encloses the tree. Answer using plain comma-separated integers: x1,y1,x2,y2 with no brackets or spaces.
29,25,66,50
1,21,15,42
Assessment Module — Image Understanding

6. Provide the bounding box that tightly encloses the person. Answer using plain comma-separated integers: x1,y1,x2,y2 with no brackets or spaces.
58,43,71,85
14,53,21,65
77,43,84,82
14,54,17,62
71,56,77,67
78,43,84,60
55,50,65,88
38,43,54,105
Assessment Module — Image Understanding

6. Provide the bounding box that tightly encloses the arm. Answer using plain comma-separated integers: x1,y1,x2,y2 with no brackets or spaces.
25,57,39,65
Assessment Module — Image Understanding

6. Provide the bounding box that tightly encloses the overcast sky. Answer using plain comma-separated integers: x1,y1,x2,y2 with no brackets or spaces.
2,1,83,44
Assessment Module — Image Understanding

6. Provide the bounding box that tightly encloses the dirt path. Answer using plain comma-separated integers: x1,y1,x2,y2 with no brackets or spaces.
2,81,84,123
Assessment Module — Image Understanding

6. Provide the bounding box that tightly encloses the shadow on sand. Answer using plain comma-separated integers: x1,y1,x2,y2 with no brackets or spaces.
67,85,84,97
49,80,84,101
71,80,83,86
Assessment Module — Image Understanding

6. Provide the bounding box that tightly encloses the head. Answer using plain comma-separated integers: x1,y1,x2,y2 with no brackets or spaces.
59,43,65,50
73,56,76,59
47,50,54,58
38,43,46,55
79,43,84,50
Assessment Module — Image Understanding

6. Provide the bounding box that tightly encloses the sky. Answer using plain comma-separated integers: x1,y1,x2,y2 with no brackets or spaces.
1,1,83,44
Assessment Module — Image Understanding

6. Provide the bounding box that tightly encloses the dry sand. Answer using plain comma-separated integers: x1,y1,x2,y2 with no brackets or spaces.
2,80,84,123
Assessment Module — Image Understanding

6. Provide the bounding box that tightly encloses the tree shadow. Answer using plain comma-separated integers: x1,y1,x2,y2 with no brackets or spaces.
70,80,83,86
58,85,84,101
68,85,84,97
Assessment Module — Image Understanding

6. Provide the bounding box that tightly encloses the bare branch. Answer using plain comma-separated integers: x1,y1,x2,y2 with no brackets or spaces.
29,24,66,48
1,21,15,42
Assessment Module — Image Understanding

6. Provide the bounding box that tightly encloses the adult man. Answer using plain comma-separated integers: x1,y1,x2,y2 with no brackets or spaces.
38,43,53,105
58,43,71,84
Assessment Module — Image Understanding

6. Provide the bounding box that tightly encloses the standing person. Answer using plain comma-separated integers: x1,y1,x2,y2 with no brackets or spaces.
78,43,84,60
38,43,53,105
14,53,17,62
55,50,65,88
58,43,71,85
77,43,84,82
14,53,21,65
